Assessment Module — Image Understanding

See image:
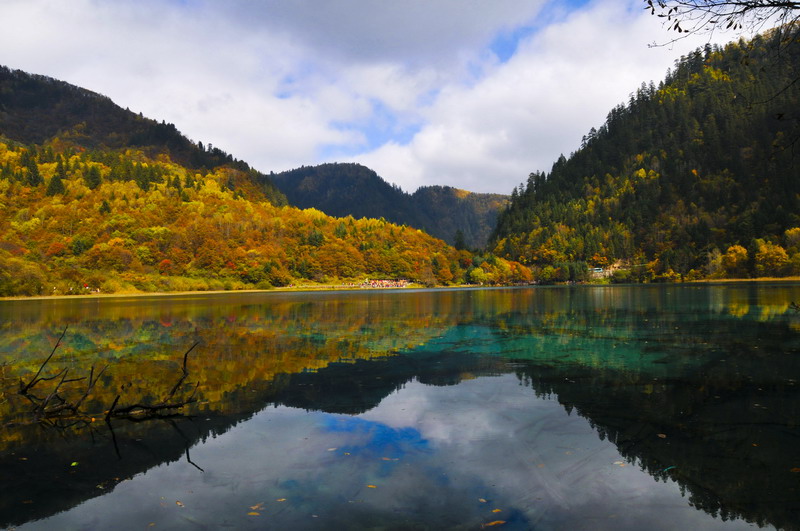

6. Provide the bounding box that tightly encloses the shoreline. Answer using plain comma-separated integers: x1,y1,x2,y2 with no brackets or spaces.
0,283,434,302
2,277,800,302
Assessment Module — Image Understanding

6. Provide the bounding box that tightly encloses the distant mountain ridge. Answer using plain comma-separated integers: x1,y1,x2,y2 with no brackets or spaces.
0,65,286,204
271,162,508,248
0,66,532,296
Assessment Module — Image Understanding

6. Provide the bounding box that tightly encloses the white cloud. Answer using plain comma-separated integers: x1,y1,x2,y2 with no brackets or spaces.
355,1,728,193
0,0,732,193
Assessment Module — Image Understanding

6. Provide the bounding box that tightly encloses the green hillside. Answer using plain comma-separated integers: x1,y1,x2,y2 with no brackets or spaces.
491,27,800,282
0,140,532,296
271,163,507,248
0,68,532,297
0,65,286,205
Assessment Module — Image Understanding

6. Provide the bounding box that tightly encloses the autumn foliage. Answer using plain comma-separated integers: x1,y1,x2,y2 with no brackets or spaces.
0,141,530,296
491,29,800,282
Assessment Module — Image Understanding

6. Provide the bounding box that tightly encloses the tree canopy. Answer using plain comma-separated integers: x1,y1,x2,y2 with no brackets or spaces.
271,163,507,249
0,141,530,296
491,27,800,282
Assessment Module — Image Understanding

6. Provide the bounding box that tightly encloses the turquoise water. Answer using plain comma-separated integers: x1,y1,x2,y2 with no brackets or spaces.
1,284,799,529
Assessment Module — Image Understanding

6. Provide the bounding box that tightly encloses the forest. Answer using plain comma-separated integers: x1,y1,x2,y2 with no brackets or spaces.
491,26,800,282
271,163,507,249
4,24,800,295
0,140,530,296
0,65,285,204
0,64,533,297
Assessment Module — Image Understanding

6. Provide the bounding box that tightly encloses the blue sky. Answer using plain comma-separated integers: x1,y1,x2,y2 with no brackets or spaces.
1,0,729,194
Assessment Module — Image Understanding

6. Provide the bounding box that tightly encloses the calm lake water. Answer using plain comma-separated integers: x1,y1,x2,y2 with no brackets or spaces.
1,284,799,530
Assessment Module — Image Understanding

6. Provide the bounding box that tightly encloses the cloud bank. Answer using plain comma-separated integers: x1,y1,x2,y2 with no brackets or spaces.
1,0,728,193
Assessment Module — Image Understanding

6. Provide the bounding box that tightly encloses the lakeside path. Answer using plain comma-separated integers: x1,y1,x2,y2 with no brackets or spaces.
2,277,800,302
0,283,434,302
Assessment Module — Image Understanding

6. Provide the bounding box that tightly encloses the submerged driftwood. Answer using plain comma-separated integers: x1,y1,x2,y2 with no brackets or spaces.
105,342,199,421
17,326,199,423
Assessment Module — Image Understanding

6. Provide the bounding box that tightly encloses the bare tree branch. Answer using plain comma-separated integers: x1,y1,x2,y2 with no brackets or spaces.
19,325,68,395
646,0,800,38
106,342,200,420
17,330,200,424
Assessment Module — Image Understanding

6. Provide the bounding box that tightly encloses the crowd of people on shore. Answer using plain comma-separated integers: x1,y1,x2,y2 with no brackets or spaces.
360,279,410,288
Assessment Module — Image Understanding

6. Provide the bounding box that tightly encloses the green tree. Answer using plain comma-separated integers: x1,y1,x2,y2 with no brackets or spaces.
46,174,65,196
21,150,43,187
85,165,102,190
454,229,467,251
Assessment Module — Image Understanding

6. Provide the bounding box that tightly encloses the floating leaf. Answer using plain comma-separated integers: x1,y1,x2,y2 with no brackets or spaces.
250,503,264,511
482,521,506,528
657,433,667,439
247,512,260,516
276,498,287,502
70,462,79,467
791,468,800,473
367,485,377,489
176,501,184,507
479,498,487,503
327,448,337,451
492,508,502,513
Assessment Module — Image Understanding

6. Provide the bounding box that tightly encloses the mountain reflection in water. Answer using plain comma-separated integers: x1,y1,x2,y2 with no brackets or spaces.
0,284,798,530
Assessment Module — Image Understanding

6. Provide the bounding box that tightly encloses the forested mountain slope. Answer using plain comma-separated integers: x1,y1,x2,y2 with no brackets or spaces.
0,140,531,296
491,27,800,281
271,163,507,248
0,65,286,205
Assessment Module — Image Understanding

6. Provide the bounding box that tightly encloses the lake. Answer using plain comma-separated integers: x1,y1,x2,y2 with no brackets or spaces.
1,283,799,530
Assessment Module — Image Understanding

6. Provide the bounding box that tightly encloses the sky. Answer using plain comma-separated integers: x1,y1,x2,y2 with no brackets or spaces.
1,0,732,194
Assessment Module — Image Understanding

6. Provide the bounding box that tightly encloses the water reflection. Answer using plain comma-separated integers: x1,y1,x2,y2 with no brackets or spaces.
1,284,799,529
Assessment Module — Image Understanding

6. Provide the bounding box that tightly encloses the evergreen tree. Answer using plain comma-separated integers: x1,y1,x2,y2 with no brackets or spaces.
45,174,65,196
454,229,467,251
491,27,800,280
21,150,43,187
56,156,67,179
85,165,102,190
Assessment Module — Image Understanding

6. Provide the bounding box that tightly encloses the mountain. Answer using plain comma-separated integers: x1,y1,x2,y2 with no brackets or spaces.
0,65,286,205
0,68,531,296
411,185,507,250
0,66,507,250
491,27,800,282
0,139,531,296
270,163,507,248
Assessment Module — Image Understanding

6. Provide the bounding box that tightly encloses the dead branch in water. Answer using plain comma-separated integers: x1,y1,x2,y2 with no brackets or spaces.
34,364,109,418
17,328,200,423
106,342,200,421
17,326,110,420
19,325,68,395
